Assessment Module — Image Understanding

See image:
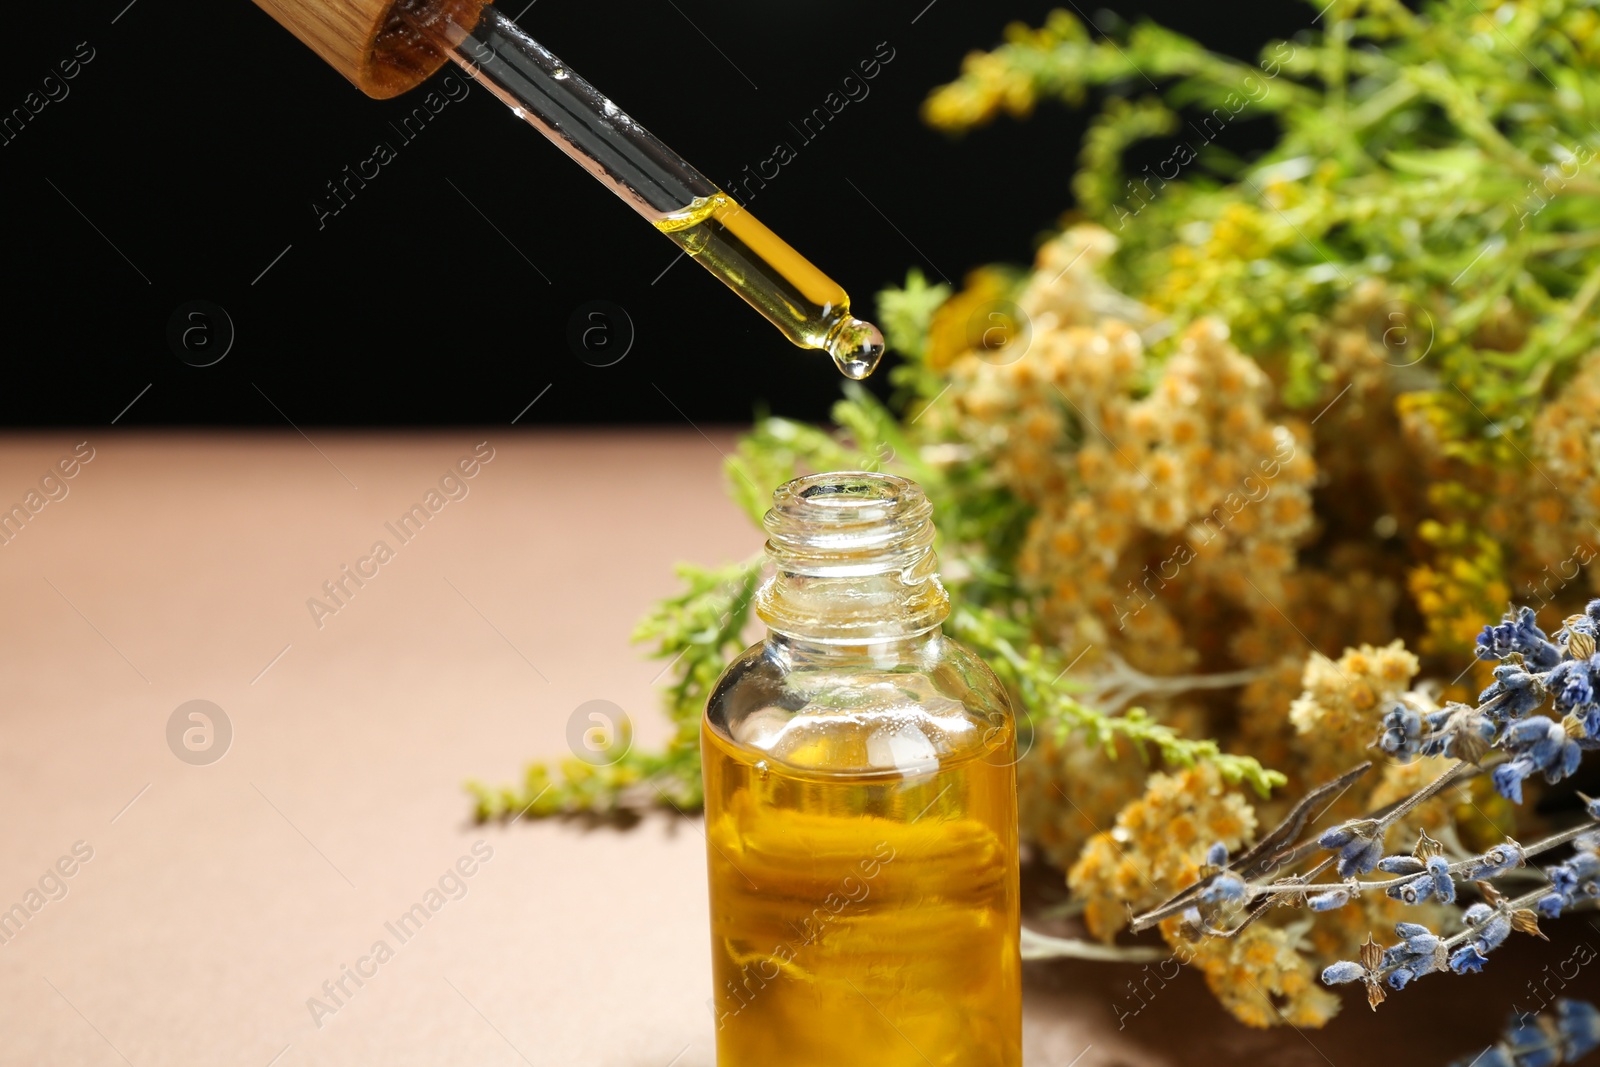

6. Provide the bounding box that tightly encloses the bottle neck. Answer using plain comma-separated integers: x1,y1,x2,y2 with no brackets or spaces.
755,472,950,649
766,629,944,672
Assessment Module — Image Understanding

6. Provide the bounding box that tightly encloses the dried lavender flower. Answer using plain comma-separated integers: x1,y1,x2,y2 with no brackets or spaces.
1476,606,1563,670
1308,888,1352,912
1425,855,1456,904
1199,872,1246,905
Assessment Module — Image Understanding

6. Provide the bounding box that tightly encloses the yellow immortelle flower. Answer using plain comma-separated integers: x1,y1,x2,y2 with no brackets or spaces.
1168,920,1342,1029
1290,641,1418,734
1069,764,1257,941
1288,640,1420,778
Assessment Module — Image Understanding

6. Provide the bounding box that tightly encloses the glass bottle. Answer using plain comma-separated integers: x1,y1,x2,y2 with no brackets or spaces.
702,471,1022,1067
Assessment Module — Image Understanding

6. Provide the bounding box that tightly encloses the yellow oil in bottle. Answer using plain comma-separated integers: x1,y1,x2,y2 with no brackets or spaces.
655,193,885,380
702,716,1021,1066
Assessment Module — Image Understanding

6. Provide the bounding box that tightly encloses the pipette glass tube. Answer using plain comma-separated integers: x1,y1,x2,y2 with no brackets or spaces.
401,3,885,379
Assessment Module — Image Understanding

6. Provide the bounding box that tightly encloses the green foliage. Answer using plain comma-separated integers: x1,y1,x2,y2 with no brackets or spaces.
924,0,1600,425
466,558,761,820
948,605,1286,798
876,268,951,365
1073,95,1178,221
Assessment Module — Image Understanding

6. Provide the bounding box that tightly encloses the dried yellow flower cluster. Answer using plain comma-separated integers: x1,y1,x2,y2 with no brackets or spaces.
1071,664,1458,1029
1287,640,1419,779
1177,921,1341,1029
1067,763,1338,1027
911,222,1600,1029
1069,764,1256,941
928,227,1333,868
944,227,1318,677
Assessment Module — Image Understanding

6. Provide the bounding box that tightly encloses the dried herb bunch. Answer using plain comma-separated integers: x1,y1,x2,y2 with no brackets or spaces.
1136,602,1600,1012
471,0,1600,1028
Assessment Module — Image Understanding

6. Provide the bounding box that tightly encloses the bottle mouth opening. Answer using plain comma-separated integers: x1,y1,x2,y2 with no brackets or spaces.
781,471,915,513
765,472,932,562
799,477,897,504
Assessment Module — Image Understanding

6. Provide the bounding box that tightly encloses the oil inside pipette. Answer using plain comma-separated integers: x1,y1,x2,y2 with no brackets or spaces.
655,193,885,379
402,2,888,379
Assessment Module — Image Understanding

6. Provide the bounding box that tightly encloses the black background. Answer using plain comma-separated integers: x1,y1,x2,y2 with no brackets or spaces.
1,0,1307,426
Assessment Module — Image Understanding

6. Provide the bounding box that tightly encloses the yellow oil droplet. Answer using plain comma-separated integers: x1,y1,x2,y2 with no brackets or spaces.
654,192,884,379
824,317,885,380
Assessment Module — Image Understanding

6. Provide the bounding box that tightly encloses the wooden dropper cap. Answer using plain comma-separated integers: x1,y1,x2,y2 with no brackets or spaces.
252,0,487,99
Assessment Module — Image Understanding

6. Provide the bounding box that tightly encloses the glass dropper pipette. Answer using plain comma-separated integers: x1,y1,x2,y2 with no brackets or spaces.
397,3,886,379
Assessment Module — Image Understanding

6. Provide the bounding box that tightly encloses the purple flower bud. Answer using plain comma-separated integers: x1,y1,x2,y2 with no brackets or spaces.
1424,855,1455,903
1402,931,1442,957
1394,922,1431,939
1504,716,1550,745
1449,945,1489,974
1379,728,1414,759
1480,665,1547,717
1205,842,1228,868
1308,888,1351,912
1320,960,1364,985
1553,660,1596,714
1464,841,1524,880
1318,824,1357,849
1387,967,1415,990
1537,892,1566,919
1377,855,1425,875
1386,874,1434,905
1476,914,1512,953
1200,873,1246,905
1550,739,1583,782
1476,606,1562,669
1379,704,1423,762
1507,717,1566,766
1338,836,1385,879
1493,758,1535,804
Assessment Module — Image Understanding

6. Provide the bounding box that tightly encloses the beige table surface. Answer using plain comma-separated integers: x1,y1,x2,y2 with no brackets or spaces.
0,431,1572,1066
